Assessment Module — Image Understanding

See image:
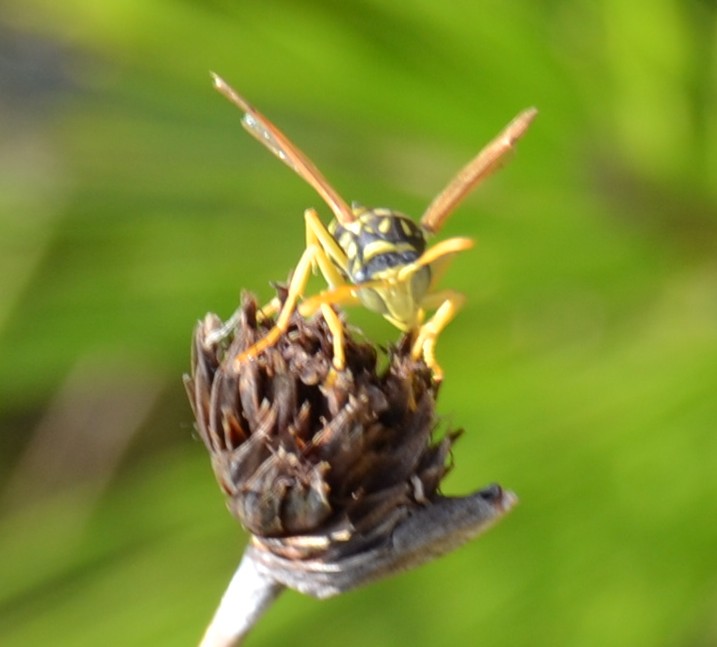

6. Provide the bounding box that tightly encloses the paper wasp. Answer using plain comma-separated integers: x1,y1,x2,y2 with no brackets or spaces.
212,73,536,380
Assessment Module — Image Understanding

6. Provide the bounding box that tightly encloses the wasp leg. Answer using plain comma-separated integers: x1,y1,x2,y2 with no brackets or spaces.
320,303,346,370
252,209,344,321
397,237,474,283
239,209,351,366
236,244,318,366
255,297,281,323
411,290,466,381
298,284,366,371
304,208,349,285
304,209,354,369
297,275,405,320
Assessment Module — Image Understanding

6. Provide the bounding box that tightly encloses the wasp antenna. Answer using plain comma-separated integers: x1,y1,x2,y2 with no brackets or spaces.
211,72,256,115
210,72,356,225
503,107,538,145
210,71,228,93
420,106,538,234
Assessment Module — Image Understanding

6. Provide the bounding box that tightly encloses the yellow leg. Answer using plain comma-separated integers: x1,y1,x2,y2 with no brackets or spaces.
320,303,345,370
298,285,365,371
298,283,361,318
411,290,465,381
237,244,318,365
237,210,353,368
256,297,281,323
304,209,348,287
396,237,473,282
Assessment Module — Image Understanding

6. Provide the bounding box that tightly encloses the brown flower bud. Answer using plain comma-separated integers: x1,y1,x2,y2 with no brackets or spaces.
185,291,458,558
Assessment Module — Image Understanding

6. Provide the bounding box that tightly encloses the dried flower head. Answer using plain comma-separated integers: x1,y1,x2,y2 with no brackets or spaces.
185,289,458,555
185,290,517,645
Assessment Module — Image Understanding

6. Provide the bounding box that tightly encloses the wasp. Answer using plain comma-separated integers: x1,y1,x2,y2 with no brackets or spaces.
212,73,536,380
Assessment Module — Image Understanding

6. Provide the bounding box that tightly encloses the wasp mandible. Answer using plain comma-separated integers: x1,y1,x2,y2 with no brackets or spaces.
212,73,536,380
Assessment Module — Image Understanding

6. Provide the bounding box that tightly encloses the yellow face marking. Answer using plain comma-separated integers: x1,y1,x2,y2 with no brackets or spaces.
399,219,413,237
361,240,398,262
343,221,363,235
345,240,358,261
338,232,354,250
378,218,391,234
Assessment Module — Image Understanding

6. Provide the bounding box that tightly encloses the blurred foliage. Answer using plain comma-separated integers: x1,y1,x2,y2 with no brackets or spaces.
1,0,716,645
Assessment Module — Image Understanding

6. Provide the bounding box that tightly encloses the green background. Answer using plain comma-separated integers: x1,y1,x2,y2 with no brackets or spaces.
1,1,716,645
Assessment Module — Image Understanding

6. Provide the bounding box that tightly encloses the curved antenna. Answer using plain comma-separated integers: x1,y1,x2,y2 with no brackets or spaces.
212,73,355,224
420,107,537,234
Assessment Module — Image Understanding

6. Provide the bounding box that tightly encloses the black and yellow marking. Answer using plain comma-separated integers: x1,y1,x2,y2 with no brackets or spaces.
330,208,427,284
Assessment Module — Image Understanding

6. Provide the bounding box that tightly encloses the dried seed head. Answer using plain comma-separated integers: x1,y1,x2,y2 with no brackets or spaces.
184,291,458,559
